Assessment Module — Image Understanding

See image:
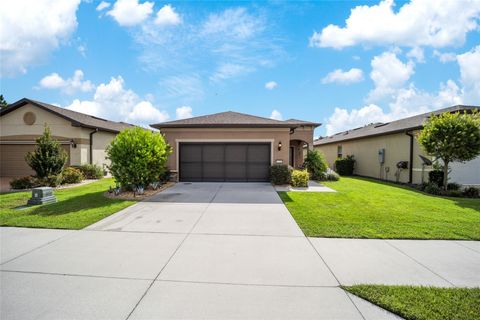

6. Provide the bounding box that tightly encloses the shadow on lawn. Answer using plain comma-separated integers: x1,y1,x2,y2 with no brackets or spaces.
22,191,128,217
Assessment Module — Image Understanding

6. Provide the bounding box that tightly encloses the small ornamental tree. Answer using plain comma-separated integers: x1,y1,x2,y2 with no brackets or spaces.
26,125,68,185
303,150,328,180
107,127,171,188
418,110,480,190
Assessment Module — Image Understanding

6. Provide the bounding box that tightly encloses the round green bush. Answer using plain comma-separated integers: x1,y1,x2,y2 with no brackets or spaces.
78,164,104,179
9,176,38,189
291,169,309,187
107,127,171,187
270,164,291,185
62,167,85,184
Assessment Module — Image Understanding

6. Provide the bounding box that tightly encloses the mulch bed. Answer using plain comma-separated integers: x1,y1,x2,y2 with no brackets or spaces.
103,181,175,201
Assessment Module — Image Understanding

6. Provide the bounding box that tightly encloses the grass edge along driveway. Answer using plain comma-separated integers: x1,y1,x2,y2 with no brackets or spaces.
0,178,135,229
279,177,480,240
345,285,480,320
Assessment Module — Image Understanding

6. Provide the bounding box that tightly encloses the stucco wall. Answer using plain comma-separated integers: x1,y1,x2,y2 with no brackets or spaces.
315,131,432,184
160,128,291,171
0,103,117,170
91,131,116,169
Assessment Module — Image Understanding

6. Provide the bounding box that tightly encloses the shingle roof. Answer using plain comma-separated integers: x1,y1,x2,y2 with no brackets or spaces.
151,111,320,129
314,105,479,146
1,98,135,133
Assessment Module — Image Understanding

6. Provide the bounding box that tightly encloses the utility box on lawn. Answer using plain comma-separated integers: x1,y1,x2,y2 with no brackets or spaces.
28,187,57,205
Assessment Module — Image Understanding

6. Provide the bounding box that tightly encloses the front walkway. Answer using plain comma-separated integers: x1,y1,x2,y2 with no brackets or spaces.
1,182,479,319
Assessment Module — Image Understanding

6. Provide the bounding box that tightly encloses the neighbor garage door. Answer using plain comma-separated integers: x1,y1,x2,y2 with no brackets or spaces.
0,144,70,177
179,142,271,182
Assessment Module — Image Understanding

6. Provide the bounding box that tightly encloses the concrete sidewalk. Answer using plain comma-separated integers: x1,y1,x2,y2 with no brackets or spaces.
1,182,479,319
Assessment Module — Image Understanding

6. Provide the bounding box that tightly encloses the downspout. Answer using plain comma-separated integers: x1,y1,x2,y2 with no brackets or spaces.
405,131,414,184
89,128,98,164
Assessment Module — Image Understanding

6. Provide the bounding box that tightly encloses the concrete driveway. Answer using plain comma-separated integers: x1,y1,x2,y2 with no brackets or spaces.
1,182,479,319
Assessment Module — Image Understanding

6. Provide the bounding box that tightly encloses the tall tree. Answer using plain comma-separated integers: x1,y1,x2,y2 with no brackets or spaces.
26,125,68,186
418,110,480,190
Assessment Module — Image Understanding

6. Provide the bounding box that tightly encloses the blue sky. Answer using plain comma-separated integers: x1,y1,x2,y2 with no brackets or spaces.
1,0,479,136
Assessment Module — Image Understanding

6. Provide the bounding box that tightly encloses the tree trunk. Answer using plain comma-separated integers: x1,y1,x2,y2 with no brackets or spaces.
443,160,449,191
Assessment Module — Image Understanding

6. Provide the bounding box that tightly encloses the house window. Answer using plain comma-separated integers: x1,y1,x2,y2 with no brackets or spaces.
337,145,343,158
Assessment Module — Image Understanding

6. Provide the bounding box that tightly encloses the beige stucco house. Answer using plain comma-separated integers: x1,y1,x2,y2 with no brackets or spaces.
314,105,480,186
152,112,320,182
0,98,134,178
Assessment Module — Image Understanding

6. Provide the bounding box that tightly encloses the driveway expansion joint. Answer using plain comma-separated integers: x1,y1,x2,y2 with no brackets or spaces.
384,240,456,287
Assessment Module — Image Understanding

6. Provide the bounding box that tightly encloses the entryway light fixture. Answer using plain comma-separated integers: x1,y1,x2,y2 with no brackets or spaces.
278,141,282,151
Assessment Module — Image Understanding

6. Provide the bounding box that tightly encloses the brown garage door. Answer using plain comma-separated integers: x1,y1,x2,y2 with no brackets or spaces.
179,142,271,182
0,144,70,177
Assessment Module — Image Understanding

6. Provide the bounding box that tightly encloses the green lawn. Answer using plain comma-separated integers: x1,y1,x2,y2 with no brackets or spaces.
279,177,480,239
0,178,135,229
345,285,480,320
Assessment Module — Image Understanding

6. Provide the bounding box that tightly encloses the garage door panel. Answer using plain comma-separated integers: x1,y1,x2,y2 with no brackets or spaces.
178,163,202,182
225,145,247,162
179,143,270,182
180,145,202,162
203,145,224,162
225,163,247,181
247,145,270,162
247,164,270,182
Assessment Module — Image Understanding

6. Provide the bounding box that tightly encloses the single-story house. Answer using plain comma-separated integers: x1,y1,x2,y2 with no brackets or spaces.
314,105,480,186
152,112,320,182
0,98,134,178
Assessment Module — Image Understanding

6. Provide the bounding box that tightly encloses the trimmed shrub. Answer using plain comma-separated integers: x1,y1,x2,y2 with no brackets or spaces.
270,164,291,185
303,150,328,180
335,155,355,176
463,187,479,198
9,176,38,189
447,182,461,191
62,167,85,184
25,125,67,183
325,171,340,181
78,164,103,179
446,190,463,197
424,183,442,195
428,170,444,187
107,127,171,188
291,169,309,187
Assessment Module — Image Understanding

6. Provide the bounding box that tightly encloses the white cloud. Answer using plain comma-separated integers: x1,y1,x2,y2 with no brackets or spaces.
126,101,169,124
321,68,364,84
325,104,390,135
96,1,110,11
77,45,87,57
269,109,282,120
160,75,204,101
201,7,264,40
407,47,425,63
457,45,480,103
155,4,181,26
310,0,480,49
368,51,414,102
39,70,94,94
0,0,80,77
210,63,254,82
107,0,153,26
433,50,457,63
65,76,169,126
175,106,192,119
265,81,278,90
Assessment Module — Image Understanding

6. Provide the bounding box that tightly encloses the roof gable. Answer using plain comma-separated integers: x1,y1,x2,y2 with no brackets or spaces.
151,111,320,129
1,98,135,133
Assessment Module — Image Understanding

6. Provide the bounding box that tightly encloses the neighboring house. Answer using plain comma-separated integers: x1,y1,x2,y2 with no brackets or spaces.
0,98,134,178
152,112,320,182
314,105,480,186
